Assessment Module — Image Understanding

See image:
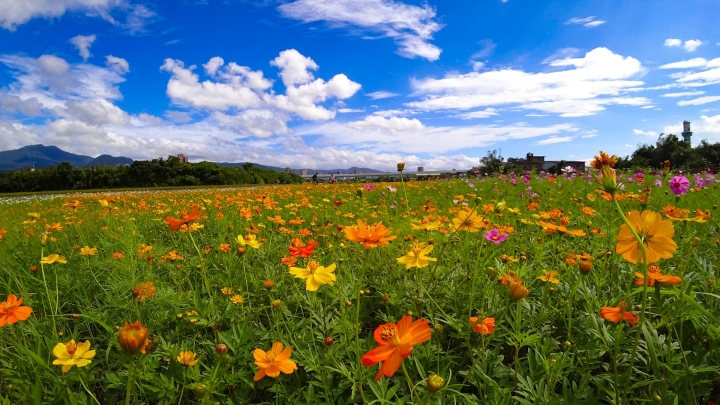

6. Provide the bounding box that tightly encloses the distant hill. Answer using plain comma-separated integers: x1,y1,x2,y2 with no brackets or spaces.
85,154,134,167
0,145,94,171
0,145,382,173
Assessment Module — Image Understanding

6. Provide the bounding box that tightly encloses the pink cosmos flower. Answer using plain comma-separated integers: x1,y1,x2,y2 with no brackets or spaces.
485,228,508,244
669,175,690,195
363,184,375,191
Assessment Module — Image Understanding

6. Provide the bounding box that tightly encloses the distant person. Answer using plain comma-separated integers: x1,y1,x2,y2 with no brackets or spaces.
329,173,336,184
312,172,318,185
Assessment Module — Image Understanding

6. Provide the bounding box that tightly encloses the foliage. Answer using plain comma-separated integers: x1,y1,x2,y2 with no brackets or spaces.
0,157,303,192
0,168,719,404
479,149,505,174
617,133,720,171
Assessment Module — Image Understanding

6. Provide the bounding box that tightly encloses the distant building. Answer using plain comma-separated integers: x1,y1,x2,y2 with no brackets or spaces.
506,152,585,172
285,167,293,173
418,167,424,172
177,154,189,163
353,169,361,174
300,169,308,175
682,121,693,144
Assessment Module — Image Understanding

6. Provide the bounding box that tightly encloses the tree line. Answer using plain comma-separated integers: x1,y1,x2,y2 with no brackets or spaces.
477,134,720,174
0,156,303,193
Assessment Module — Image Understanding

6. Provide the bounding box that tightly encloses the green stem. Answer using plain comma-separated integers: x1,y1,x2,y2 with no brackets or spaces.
79,377,102,405
611,195,649,403
354,261,367,405
400,361,415,401
125,358,136,405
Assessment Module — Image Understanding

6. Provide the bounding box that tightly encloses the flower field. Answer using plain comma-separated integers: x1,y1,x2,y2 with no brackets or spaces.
1,156,719,404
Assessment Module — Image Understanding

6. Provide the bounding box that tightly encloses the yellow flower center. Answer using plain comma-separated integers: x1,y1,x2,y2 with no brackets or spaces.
307,260,320,273
266,351,276,361
379,325,401,346
3,302,12,309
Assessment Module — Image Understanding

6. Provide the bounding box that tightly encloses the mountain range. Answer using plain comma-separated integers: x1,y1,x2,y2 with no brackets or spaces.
0,145,381,173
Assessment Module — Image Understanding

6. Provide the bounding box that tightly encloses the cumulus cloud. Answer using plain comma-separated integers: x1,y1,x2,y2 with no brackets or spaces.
278,0,443,61
683,39,703,52
664,115,720,141
161,49,360,137
70,34,96,61
407,47,649,117
663,38,704,52
565,16,605,28
348,114,424,132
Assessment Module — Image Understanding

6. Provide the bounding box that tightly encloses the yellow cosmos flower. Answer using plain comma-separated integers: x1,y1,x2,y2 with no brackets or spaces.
41,254,67,265
396,241,437,269
79,246,97,256
289,260,337,291
53,340,96,373
615,210,677,264
537,270,559,284
452,210,484,232
236,234,262,249
27,212,40,219
177,351,199,367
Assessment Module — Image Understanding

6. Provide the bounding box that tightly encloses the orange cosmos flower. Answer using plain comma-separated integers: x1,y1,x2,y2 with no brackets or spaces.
634,264,682,286
344,220,397,249
600,302,637,327
165,205,201,231
509,281,529,301
615,210,677,264
537,221,586,237
361,315,431,381
118,321,149,355
218,243,231,253
0,294,33,327
469,317,495,335
281,255,298,267
112,252,123,260
288,238,319,257
132,281,156,302
253,342,297,381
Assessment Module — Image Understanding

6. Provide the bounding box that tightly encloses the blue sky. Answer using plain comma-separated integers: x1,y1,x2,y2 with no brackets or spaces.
0,0,719,170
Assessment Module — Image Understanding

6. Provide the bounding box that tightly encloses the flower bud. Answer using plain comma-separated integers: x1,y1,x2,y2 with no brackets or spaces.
118,321,149,356
324,337,334,347
216,343,228,356
578,260,592,274
271,299,282,309
509,282,529,301
263,279,274,289
426,374,445,393
397,162,405,172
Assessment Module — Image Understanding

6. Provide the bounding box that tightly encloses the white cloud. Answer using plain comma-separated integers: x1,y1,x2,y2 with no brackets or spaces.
105,55,129,74
471,61,485,71
455,108,498,119
338,108,364,113
278,0,443,61
633,129,658,137
123,4,154,35
677,96,720,106
683,39,703,52
664,115,720,140
407,47,648,117
297,120,576,154
0,94,44,116
565,16,605,28
664,38,682,47
471,39,496,59
348,114,424,132
659,58,713,69
165,110,193,123
70,35,96,61
661,91,705,97
536,136,573,145
270,49,318,87
0,0,125,31
366,90,398,99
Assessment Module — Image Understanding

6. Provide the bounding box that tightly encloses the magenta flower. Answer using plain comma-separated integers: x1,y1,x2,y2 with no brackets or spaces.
485,228,508,244
669,175,690,195
333,201,342,206
363,184,375,191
